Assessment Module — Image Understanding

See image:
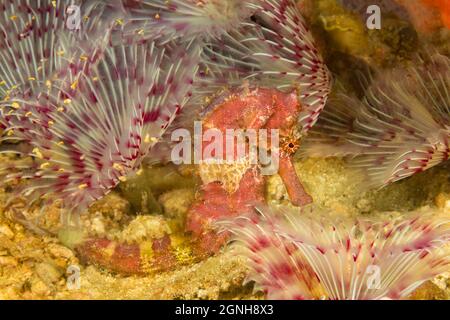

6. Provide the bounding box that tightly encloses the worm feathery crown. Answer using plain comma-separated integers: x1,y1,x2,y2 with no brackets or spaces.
222,205,450,300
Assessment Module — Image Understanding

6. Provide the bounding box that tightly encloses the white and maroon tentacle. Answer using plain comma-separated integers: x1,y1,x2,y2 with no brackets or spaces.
222,206,450,300
281,209,450,300
117,0,254,44
220,210,324,300
0,38,201,213
302,53,450,188
199,0,331,133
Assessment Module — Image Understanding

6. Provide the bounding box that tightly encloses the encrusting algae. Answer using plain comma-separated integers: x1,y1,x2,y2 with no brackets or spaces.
0,0,449,300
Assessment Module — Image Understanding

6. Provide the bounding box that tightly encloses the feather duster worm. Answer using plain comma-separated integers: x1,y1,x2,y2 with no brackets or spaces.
302,53,449,189
222,206,450,300
0,1,201,216
0,0,68,99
